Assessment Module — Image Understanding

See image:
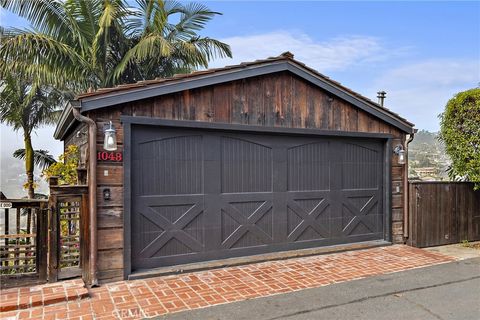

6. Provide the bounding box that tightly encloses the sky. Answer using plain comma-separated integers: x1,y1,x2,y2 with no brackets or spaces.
0,1,479,196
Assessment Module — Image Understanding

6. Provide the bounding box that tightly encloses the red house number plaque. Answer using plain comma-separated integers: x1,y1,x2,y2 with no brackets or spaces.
97,151,123,162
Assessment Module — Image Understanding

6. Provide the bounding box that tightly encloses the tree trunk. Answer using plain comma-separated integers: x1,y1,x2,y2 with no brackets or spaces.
24,133,35,199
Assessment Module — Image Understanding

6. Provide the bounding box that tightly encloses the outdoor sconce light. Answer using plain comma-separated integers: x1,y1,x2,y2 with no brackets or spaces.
103,188,111,201
103,121,117,151
393,145,406,165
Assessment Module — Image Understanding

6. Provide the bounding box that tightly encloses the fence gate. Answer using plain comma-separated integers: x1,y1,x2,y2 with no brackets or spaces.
57,196,82,279
1,184,89,288
48,183,89,283
408,181,480,247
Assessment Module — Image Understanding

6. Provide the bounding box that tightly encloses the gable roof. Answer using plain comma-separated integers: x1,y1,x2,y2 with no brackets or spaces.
54,52,414,139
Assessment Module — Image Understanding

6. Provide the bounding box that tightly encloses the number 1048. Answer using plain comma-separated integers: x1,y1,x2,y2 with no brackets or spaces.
97,151,122,162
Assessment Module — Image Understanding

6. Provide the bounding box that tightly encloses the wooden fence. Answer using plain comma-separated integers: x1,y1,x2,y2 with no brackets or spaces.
0,199,48,288
408,181,480,248
1,181,88,288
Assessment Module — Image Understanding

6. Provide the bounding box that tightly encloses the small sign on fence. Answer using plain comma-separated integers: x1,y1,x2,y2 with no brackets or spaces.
0,202,12,209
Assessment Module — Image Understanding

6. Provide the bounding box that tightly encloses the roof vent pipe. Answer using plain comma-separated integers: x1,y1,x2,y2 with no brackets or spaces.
377,91,386,106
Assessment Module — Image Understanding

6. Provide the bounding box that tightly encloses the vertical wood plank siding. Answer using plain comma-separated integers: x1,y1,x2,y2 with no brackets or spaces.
408,182,480,247
78,71,407,282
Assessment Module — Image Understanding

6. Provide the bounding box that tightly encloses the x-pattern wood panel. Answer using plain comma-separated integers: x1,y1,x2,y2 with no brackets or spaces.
136,199,204,259
287,197,330,241
342,194,378,235
221,200,273,249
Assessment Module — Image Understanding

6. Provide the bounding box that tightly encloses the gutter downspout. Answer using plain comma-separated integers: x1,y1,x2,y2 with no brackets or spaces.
404,132,415,239
72,103,98,287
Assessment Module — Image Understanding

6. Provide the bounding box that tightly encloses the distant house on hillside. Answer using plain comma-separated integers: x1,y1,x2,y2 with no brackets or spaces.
415,167,438,178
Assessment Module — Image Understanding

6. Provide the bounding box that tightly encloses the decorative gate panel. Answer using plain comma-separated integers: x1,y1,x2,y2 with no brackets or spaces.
57,196,82,280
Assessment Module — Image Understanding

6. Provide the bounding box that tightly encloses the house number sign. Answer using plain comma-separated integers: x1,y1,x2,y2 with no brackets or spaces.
97,151,123,162
0,202,12,209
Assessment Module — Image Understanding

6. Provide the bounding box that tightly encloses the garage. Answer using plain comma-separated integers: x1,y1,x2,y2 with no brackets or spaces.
55,52,414,282
130,124,385,270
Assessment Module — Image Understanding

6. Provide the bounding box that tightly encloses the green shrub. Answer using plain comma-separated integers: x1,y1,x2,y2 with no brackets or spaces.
438,88,480,189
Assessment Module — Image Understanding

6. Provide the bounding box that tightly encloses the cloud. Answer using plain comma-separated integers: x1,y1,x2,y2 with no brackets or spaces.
369,59,480,131
208,31,478,131
209,31,477,131
209,31,408,72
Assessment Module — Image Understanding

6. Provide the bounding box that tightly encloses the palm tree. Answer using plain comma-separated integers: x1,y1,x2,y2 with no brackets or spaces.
115,0,232,80
0,73,64,198
0,0,232,91
0,0,130,91
0,0,231,197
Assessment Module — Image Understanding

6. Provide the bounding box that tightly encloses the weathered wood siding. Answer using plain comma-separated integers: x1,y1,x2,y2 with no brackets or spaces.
64,122,89,169
83,72,407,282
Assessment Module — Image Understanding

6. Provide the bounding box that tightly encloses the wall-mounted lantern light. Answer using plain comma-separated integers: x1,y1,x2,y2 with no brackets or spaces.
393,144,406,165
103,121,117,151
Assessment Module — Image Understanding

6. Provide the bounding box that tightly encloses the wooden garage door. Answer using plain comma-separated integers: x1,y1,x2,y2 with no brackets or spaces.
131,126,385,270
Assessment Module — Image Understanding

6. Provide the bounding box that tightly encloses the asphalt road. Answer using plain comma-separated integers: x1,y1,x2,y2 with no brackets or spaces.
153,257,480,320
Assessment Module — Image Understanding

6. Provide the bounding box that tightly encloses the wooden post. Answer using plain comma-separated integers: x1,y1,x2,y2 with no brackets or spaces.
80,193,91,285
48,176,59,282
26,208,32,244
48,194,58,282
49,176,59,187
37,202,48,281
3,208,8,267
15,208,20,268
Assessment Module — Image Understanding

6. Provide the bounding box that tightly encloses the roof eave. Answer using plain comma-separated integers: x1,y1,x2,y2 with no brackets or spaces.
284,63,415,133
79,61,289,112
54,102,78,140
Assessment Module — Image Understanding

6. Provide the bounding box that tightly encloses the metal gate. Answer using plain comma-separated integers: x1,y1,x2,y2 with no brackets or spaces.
131,126,385,270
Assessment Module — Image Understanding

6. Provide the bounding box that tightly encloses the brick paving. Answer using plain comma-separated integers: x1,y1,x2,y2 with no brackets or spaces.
0,245,455,319
0,279,88,312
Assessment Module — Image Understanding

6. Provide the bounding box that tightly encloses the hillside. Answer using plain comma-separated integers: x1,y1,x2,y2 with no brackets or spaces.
408,130,451,181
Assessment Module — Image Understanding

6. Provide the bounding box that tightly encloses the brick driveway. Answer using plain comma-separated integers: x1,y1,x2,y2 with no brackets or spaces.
1,245,455,320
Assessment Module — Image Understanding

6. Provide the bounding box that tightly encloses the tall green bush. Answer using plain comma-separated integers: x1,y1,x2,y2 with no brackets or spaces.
438,88,480,189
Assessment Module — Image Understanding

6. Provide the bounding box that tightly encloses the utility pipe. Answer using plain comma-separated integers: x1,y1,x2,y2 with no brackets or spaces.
403,133,415,239
72,103,98,286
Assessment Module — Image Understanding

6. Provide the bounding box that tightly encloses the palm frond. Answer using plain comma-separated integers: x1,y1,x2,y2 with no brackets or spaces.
113,33,172,80
0,0,74,39
13,149,57,170
1,73,65,134
0,33,92,89
176,2,219,32
1,0,231,88
189,37,232,61
0,74,26,131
